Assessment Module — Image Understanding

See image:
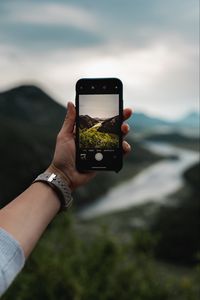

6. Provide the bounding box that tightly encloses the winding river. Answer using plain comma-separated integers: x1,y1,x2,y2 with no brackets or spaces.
80,143,199,219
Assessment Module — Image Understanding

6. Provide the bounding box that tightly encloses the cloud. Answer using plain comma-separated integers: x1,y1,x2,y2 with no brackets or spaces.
0,0,198,119
1,0,197,51
0,1,103,49
1,2,99,33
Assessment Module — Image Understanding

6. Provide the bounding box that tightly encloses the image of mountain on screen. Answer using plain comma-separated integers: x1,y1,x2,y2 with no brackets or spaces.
79,115,119,148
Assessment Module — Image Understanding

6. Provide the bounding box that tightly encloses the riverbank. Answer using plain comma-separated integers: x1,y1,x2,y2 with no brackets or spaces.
79,142,199,219
74,138,163,208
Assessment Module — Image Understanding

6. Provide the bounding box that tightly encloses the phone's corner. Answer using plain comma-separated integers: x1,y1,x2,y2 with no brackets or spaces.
115,160,123,173
75,78,84,91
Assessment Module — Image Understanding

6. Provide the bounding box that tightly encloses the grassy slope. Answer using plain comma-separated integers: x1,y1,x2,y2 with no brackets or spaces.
79,127,118,148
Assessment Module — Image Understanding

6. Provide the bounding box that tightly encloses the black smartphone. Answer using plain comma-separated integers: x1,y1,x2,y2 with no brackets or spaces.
75,78,123,172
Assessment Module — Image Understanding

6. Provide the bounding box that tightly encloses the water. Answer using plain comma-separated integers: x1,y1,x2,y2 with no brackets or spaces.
80,143,199,219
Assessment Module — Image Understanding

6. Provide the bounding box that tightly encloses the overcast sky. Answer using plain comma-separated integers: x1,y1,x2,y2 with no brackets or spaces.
79,95,119,118
0,0,199,119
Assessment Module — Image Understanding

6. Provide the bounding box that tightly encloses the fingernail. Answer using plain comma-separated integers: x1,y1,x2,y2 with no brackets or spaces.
126,143,131,150
68,102,74,109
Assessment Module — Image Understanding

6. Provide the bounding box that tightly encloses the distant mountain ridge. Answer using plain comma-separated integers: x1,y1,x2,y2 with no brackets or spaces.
128,112,169,129
128,111,199,135
175,112,200,128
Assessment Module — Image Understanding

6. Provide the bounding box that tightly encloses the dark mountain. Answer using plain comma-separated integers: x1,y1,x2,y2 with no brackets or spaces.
79,115,98,129
0,85,65,126
0,85,66,207
98,115,119,134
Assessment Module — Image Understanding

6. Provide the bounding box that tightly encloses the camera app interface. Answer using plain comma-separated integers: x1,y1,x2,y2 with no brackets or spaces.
79,94,119,162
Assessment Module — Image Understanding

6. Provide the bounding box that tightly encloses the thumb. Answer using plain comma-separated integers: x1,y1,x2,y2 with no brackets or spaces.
60,102,76,135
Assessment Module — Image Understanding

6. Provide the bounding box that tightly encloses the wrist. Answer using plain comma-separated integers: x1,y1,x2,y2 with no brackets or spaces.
33,170,73,212
33,181,61,212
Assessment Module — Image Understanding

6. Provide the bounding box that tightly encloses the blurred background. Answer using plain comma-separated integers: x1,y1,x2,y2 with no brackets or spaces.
0,0,199,299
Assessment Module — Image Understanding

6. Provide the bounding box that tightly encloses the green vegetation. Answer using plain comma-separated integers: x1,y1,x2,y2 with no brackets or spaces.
2,213,200,300
152,163,200,265
79,128,118,148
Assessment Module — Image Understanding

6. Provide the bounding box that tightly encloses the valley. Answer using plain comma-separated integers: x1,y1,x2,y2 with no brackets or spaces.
79,114,119,148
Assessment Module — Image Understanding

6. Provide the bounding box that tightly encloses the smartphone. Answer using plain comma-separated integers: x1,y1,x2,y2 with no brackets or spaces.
75,78,123,172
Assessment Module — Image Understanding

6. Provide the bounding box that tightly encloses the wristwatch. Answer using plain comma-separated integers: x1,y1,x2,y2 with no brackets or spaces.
33,172,73,212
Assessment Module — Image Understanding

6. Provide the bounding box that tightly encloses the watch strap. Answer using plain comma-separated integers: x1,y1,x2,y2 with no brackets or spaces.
33,172,73,211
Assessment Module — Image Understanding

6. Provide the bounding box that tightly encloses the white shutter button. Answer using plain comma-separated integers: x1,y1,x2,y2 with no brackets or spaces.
95,153,103,161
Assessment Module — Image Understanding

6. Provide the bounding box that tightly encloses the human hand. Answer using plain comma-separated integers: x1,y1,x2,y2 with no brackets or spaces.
47,102,132,191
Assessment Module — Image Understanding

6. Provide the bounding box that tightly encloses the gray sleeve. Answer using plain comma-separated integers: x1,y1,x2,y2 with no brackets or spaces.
0,228,25,297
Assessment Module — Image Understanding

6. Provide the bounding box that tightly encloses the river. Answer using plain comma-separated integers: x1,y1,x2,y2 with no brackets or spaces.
80,143,199,219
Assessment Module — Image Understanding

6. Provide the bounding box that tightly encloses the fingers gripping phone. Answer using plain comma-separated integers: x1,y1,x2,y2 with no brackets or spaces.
75,78,123,172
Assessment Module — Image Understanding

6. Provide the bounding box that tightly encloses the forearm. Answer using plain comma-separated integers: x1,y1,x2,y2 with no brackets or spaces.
0,182,61,258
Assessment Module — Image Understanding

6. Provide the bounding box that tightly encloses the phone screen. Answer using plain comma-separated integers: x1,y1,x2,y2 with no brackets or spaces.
79,94,119,150
76,78,123,172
